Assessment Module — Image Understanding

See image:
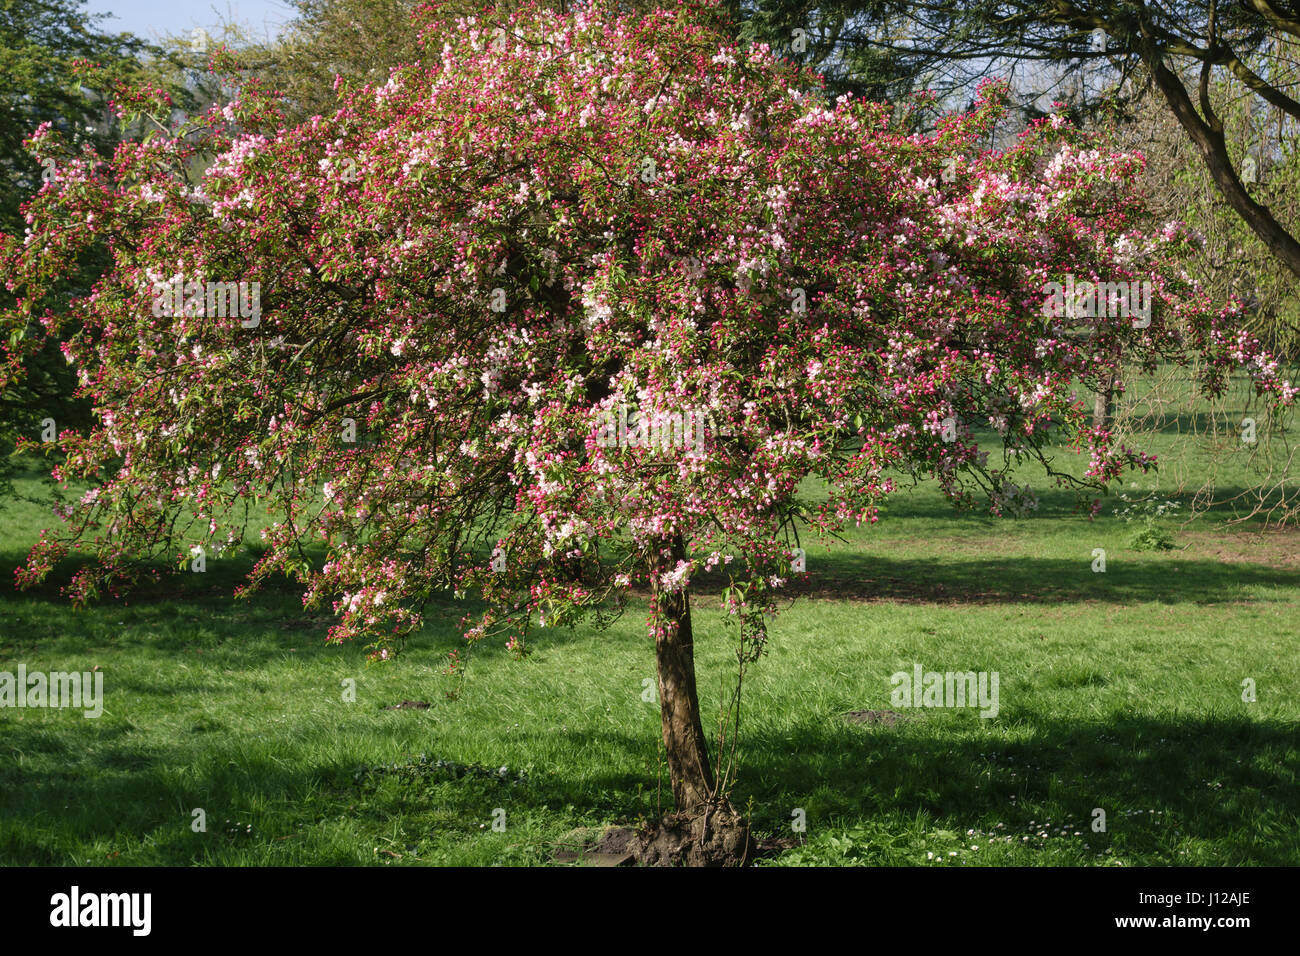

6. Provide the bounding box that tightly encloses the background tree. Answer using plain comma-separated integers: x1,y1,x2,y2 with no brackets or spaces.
4,0,1293,863
0,0,193,500
739,0,931,103
741,1,1300,279
1110,44,1300,524
224,0,685,124
221,0,425,123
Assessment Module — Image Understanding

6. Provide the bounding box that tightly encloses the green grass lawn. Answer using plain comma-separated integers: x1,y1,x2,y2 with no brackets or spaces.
2,380,1298,866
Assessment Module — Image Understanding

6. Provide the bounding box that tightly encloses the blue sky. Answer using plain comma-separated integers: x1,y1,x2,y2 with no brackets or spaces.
83,0,296,45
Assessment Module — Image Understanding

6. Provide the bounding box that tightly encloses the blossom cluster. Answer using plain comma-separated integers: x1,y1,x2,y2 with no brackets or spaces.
3,0,1291,658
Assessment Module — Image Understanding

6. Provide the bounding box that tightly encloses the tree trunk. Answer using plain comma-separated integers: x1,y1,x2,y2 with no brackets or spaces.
1092,380,1113,431
631,535,754,866
1146,48,1300,280
650,535,716,813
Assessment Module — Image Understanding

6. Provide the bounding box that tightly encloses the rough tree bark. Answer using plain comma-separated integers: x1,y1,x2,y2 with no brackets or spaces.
650,534,716,812
1093,379,1114,430
1144,40,1300,279
635,534,753,866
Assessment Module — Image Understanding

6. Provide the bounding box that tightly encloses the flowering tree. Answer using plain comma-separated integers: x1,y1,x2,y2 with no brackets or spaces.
4,0,1293,862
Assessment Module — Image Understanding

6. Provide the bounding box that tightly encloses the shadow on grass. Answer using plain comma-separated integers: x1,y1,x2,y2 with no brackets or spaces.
2,707,1294,864
542,709,1298,863
739,711,1299,862
873,483,1300,523
4,547,1296,667
694,551,1300,605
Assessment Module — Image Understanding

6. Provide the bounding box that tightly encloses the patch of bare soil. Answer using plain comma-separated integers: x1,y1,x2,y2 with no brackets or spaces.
556,808,783,866
627,807,753,867
1182,527,1300,568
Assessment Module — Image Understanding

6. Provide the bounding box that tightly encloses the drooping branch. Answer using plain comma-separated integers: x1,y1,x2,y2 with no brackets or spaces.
1142,39,1300,277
